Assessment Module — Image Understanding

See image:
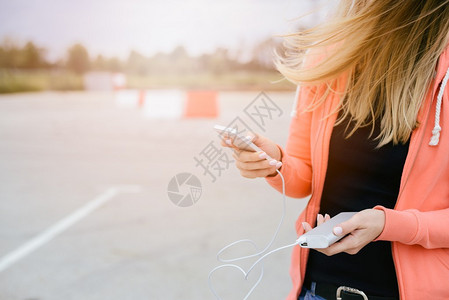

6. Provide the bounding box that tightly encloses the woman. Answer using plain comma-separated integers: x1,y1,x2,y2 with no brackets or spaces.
222,1,449,299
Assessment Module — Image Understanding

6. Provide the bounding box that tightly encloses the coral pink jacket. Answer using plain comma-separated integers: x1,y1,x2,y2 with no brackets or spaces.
266,46,449,299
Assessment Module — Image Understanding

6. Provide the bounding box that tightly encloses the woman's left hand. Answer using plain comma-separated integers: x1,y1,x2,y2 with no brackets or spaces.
302,209,386,256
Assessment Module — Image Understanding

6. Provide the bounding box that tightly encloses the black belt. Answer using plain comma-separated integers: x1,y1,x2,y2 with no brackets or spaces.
312,282,398,300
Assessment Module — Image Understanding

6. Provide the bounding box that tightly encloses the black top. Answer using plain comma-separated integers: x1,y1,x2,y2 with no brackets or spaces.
303,115,410,297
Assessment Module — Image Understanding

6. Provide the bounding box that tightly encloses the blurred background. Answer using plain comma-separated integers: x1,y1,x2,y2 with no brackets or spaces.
0,0,331,299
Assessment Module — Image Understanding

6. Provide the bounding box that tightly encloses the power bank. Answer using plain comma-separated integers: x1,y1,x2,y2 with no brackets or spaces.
296,212,357,248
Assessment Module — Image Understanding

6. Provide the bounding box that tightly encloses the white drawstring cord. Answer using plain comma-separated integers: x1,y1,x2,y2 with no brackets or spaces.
290,86,300,118
429,66,449,146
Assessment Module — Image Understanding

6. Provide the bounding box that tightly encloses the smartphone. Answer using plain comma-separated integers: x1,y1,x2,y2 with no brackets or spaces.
296,212,357,249
213,125,271,158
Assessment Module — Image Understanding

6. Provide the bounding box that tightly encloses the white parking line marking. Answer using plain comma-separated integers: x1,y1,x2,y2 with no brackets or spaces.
0,185,142,273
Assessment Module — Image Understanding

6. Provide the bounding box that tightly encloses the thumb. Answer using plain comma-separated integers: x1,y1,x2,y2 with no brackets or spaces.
333,218,358,236
248,132,272,150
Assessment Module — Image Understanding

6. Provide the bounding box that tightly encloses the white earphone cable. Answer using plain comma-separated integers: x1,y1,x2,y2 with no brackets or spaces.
216,169,287,263
208,169,300,299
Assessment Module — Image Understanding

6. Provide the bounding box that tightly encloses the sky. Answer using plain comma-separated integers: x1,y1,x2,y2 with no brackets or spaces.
0,0,332,61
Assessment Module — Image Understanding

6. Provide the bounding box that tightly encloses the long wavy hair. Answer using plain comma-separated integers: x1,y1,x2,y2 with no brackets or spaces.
276,0,449,146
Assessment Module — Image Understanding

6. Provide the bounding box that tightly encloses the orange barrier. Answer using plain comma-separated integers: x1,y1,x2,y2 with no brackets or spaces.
138,90,146,108
184,90,219,118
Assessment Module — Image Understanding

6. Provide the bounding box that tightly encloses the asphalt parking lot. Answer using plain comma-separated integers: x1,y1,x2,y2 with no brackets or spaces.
0,90,308,300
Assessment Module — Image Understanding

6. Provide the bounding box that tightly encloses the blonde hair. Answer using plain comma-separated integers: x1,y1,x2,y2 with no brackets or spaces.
276,0,449,146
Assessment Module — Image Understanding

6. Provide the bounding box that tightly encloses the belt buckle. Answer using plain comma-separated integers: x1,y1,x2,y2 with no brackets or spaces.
336,286,368,300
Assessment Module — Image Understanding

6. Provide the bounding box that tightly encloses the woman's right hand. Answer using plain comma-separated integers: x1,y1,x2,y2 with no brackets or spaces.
220,132,283,178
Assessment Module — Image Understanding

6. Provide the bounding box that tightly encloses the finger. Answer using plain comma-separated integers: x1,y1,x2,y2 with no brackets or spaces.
302,222,313,233
239,168,277,178
324,214,331,222
232,133,257,150
317,214,325,226
220,131,230,139
235,158,274,171
246,132,258,144
232,150,269,163
323,235,360,256
270,159,283,169
345,247,362,255
220,138,234,148
219,132,235,147
333,215,359,237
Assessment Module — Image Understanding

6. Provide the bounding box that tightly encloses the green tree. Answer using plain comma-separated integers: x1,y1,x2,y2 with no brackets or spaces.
168,45,195,74
93,54,107,71
127,50,148,75
66,43,90,74
208,48,232,75
250,37,281,70
0,39,21,68
22,41,44,69
0,46,6,68
105,57,122,72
